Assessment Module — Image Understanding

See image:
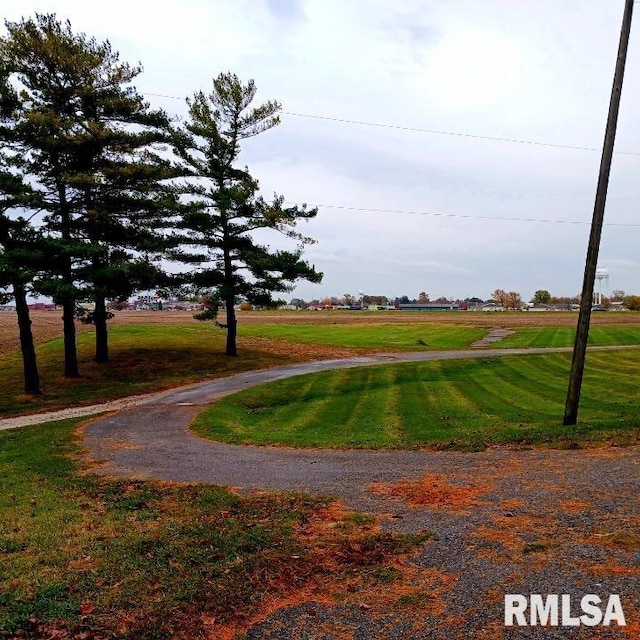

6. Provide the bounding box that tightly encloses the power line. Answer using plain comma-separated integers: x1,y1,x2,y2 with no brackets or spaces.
286,202,640,227
146,90,640,229
282,112,640,156
145,91,640,157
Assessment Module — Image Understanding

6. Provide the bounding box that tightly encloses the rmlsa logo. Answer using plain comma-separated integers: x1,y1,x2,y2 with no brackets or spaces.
505,594,626,627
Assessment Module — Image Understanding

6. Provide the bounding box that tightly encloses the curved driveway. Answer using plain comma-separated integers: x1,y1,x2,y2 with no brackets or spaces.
80,345,640,637
83,344,638,508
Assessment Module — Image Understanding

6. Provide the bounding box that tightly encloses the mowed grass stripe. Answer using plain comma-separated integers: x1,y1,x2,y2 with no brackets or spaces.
300,369,367,443
590,326,640,346
585,350,640,380
192,350,640,449
493,327,572,349
490,362,563,418
494,357,568,405
395,366,439,441
298,368,400,447
379,369,404,444
414,361,485,438
580,353,640,411
235,373,338,444
459,361,535,419
496,326,640,349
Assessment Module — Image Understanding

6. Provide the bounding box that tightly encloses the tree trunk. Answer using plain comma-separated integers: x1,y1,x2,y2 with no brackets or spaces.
225,299,237,357
93,296,109,363
13,282,41,395
62,300,80,377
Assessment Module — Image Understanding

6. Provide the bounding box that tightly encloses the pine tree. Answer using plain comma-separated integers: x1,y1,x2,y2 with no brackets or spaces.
0,178,43,395
66,79,175,363
1,14,174,368
171,73,322,356
0,57,42,394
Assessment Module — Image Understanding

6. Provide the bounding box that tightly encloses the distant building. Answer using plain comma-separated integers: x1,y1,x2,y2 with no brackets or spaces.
525,304,551,312
463,297,485,310
399,303,460,312
27,302,57,311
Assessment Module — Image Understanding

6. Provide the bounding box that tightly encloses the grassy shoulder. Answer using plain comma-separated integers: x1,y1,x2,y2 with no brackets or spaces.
192,350,640,450
0,419,427,639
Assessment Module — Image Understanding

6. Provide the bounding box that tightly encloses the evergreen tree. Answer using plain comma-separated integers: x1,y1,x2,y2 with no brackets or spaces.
0,58,41,394
0,178,43,395
1,14,174,368
67,88,175,363
171,73,322,356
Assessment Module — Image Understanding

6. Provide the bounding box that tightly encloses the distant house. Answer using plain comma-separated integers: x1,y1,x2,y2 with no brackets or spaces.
464,297,485,310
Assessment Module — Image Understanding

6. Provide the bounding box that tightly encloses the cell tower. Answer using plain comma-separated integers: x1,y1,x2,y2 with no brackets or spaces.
595,268,609,305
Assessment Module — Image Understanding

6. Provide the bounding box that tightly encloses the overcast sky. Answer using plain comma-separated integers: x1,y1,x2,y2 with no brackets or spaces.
3,0,639,302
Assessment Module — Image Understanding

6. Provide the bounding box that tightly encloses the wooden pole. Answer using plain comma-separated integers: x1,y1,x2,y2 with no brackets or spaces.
563,0,634,426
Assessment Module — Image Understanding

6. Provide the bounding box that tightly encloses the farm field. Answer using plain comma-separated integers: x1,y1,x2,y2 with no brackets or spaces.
2,308,640,355
192,349,640,450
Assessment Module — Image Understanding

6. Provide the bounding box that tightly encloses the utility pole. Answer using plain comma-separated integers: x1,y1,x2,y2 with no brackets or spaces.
563,0,634,426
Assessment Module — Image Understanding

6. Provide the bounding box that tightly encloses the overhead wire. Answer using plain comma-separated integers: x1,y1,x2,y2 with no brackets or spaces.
284,202,640,227
145,91,640,229
144,91,640,156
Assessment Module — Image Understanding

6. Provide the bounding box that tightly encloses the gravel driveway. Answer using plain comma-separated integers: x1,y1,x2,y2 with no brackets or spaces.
74,347,640,639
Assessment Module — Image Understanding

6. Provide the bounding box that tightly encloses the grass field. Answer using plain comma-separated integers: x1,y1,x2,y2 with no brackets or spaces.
1,311,639,419
239,321,486,350
2,311,640,636
0,419,425,638
192,349,640,450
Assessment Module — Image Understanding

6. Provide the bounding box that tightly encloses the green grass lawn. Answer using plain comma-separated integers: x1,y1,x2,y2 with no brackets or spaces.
493,326,640,349
239,322,486,350
192,349,640,450
3,321,640,420
0,324,296,418
0,419,423,638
